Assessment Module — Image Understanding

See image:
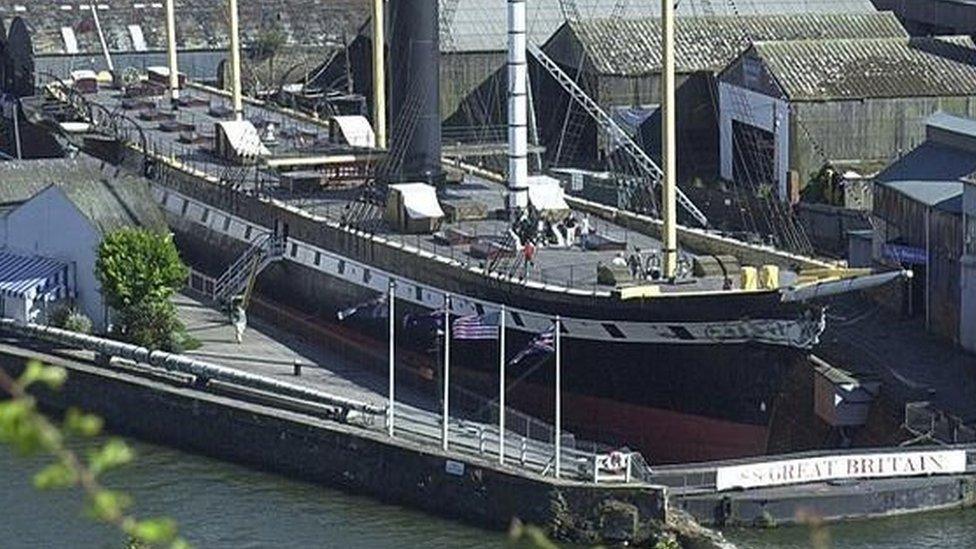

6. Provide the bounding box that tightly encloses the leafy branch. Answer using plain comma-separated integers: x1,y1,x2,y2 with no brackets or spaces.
0,361,189,548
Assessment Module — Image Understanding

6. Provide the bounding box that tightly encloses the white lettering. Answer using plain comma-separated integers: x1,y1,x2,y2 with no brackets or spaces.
715,450,967,491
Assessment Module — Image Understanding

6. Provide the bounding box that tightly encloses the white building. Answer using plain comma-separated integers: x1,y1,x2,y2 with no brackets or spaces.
0,158,167,330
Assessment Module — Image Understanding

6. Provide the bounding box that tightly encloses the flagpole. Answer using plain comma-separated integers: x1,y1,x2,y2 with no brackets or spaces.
442,294,451,451
554,314,561,479
498,304,506,465
388,280,395,437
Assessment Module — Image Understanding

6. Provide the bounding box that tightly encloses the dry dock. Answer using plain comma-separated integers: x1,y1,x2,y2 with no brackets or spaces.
0,297,683,546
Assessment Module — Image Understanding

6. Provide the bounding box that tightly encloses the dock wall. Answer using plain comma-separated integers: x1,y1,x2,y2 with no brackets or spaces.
0,346,667,545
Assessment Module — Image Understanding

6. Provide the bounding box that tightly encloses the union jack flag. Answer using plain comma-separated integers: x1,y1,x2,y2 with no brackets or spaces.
509,325,556,366
451,312,500,340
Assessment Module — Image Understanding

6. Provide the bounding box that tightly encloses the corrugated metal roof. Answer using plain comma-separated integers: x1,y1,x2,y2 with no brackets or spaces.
561,12,906,76
0,158,167,235
879,179,964,212
751,35,976,100
445,0,877,52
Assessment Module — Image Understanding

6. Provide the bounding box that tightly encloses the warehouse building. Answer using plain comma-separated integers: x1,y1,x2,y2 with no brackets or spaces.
538,11,906,179
719,35,976,201
870,113,976,345
321,0,879,132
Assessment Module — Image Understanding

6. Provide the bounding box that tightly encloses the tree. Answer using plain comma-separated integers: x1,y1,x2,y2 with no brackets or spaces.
0,361,189,548
95,230,190,351
252,24,288,88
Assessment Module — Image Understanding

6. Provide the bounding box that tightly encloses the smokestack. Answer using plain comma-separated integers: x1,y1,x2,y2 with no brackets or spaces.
507,0,528,211
389,0,442,184
228,0,244,120
164,0,179,104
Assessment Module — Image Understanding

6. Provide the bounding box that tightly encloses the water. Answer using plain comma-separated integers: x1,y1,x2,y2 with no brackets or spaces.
2,438,975,548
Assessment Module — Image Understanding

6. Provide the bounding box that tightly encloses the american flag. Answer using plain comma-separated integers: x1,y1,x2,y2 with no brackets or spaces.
509,325,556,366
451,312,500,340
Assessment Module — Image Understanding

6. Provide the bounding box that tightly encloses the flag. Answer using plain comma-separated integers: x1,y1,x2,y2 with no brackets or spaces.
403,309,444,335
451,312,500,340
336,295,387,321
509,325,556,366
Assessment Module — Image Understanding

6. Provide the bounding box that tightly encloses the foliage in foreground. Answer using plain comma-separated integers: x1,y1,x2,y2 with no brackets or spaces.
95,229,191,352
0,361,189,548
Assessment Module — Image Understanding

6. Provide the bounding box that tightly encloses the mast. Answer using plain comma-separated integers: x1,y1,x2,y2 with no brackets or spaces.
507,0,529,211
228,0,244,120
372,0,387,148
661,0,678,279
164,0,179,104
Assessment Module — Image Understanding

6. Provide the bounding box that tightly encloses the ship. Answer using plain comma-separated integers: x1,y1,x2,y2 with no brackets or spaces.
6,0,907,464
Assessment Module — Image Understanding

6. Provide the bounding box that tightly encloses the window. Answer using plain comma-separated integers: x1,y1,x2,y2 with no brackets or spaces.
338,260,345,275
201,208,209,223
290,243,298,257
180,199,189,216
314,251,321,266
222,216,231,232
244,226,253,241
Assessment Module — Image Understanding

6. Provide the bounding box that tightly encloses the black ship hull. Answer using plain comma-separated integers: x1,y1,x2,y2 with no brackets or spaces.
157,180,820,464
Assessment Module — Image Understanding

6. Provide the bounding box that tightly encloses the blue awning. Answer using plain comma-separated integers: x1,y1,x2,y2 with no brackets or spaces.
0,251,71,302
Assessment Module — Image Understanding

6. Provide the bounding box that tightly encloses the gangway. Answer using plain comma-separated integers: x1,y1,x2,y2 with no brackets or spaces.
204,233,286,305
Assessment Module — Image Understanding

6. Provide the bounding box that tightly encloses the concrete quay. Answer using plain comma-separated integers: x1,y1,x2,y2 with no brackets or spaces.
0,309,691,546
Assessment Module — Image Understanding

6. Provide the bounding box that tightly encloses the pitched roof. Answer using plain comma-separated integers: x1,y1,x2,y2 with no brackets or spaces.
558,11,906,76
875,113,976,213
749,35,976,101
445,0,878,52
0,158,167,234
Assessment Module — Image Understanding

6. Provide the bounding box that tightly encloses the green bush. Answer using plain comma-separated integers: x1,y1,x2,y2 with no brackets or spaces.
96,229,189,352
49,306,93,334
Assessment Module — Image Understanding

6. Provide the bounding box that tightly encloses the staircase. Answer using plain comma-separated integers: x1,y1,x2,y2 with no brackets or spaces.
211,234,286,304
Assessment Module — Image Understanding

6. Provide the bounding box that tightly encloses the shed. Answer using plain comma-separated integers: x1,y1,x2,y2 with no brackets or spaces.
385,183,445,234
871,112,976,343
719,35,976,200
539,11,906,180
0,158,167,330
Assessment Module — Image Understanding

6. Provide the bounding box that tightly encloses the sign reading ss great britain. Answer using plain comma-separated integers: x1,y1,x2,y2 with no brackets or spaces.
716,450,967,490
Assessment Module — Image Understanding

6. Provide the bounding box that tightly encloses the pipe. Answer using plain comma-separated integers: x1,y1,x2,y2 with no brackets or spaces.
372,0,387,148
507,0,529,211
228,0,244,120
164,0,180,103
661,0,678,279
0,319,384,414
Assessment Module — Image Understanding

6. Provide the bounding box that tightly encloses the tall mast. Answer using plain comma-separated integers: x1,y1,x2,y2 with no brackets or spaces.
228,0,244,120
661,0,678,279
507,0,529,211
164,0,179,104
372,0,387,148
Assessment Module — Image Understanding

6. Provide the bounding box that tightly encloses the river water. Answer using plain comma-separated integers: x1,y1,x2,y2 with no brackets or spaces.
2,438,975,548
